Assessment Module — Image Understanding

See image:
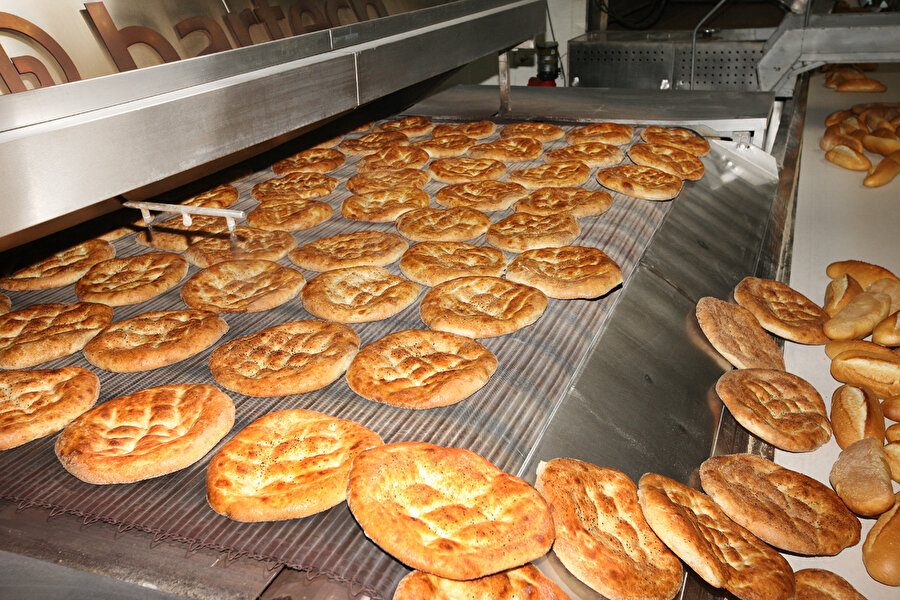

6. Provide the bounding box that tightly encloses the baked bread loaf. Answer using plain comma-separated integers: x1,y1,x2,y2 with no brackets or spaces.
468,137,543,162
289,230,409,271
823,274,863,317
395,207,491,242
346,442,554,579
640,126,710,156
508,161,591,189
836,78,886,93
428,158,506,184
246,200,332,231
345,329,497,409
535,458,683,600
179,184,239,208
184,226,297,268
206,409,382,521
342,188,429,222
862,492,900,585
431,120,496,139
0,293,9,315
793,569,867,600
346,168,430,195
864,151,900,187
0,240,115,291
514,187,612,218
301,266,420,323
505,246,622,299
75,252,188,306
825,145,871,171
434,180,528,212
392,564,570,600
544,142,624,168
375,116,434,138
486,213,580,253
829,437,894,517
565,122,633,145
181,259,305,313
824,339,896,359
413,134,477,158
357,145,430,172
500,122,564,142
831,384,885,448
873,312,900,346
399,242,507,287
339,131,409,155
826,259,898,289
55,383,234,484
830,349,900,398
884,395,900,421
695,297,785,370
251,172,337,202
733,277,829,345
596,164,682,201
866,277,900,314
272,148,345,175
628,143,705,180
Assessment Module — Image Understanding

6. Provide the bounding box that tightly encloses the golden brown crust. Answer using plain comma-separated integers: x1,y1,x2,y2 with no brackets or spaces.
830,438,894,517
289,230,409,271
135,215,230,252
696,296,785,370
341,188,429,222
830,349,900,398
794,569,868,600
434,181,528,212
486,213,580,254
346,168,430,194
55,384,234,484
179,184,239,208
699,454,860,555
825,339,896,360
867,277,900,314
432,120,496,139
826,260,899,290
206,409,382,521
544,142,624,168
824,275,864,317
420,276,547,338
565,122,634,145
180,260,305,313
0,367,99,451
208,320,359,397
272,148,345,175
0,294,9,315
873,311,900,346
347,442,554,579
831,385,885,449
596,165,683,201
375,116,434,138
400,242,507,287
507,161,591,190
836,78,886,93
339,131,410,155
637,473,795,600
628,143,705,180
413,134,477,158
0,240,115,291
733,277,829,345
246,200,332,231
251,172,338,203
184,227,297,268
0,303,113,369
505,246,622,299
395,207,492,242
468,137,543,162
75,252,188,306
862,492,900,585
357,145,429,172
301,266,420,323
500,122,563,142
345,329,497,408
514,187,613,219
535,459,683,600
428,158,506,184
825,145,872,171
640,126,710,156
392,565,571,600
84,309,228,372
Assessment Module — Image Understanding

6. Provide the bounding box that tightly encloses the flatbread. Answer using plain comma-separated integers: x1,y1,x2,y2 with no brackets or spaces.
400,242,507,287
695,296,785,370
0,302,113,369
393,564,570,600
347,442,554,579
413,134,477,158
420,276,547,338
500,122,564,142
341,188,430,222
544,142,624,168
184,227,297,268
206,409,383,521
339,131,409,155
699,454,860,555
628,143,705,180
208,320,359,397
55,383,234,484
535,459,683,600
715,368,832,452
346,168,430,194
251,172,338,203
507,161,591,189
596,165,682,201
0,240,115,291
514,187,612,218
434,180,528,212
794,569,868,600
301,266,420,323
181,259,305,313
733,277,829,345
432,120,496,139
358,145,429,172
395,207,492,242
486,213,580,253
246,200,332,231
0,294,9,315
638,472,796,600
272,148,345,175
376,116,434,138
0,367,100,451
83,309,228,372
468,137,543,162
505,246,622,299
428,158,506,184
179,184,239,208
135,215,230,252
75,252,188,306
641,126,710,156
289,230,409,271
565,122,634,145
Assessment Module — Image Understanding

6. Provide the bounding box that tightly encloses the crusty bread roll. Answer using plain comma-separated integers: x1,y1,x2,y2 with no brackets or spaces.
888,423,900,443
886,442,900,482
820,129,864,153
865,151,900,187
871,127,899,140
884,395,900,421
824,145,872,171
827,260,899,289
867,278,900,314
823,291,891,339
830,385,885,448
873,312,900,346
862,492,900,585
837,78,887,93
824,275,864,316
825,339,896,360
863,134,900,156
831,349,900,398
825,109,854,127
830,437,895,517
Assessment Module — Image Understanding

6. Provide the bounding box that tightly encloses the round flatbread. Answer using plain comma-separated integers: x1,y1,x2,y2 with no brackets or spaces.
420,276,547,338
0,302,113,369
206,409,383,521
596,165,682,201
184,227,297,268
0,367,99,451
628,143,705,181
699,454,860,555
505,246,622,299
0,294,9,315
55,383,234,484
346,168,430,194
432,120,496,139
358,145,429,172
500,122,564,142
733,277,829,345
346,329,498,409
246,200,332,231
641,126,710,156
251,172,338,203
393,564,570,600
428,158,506,184
272,148,345,175
289,230,409,271
545,142,624,168
695,296,785,370
486,213,580,253
181,260,305,313
395,207,492,242
565,122,634,145
0,240,115,291
535,459,683,600
434,180,528,212
180,184,239,208
468,137,543,162
413,134,477,158
347,441,554,579
75,252,188,306
716,368,832,452
375,116,434,138
794,569,867,600
341,188,429,222
135,215,230,252
301,266,420,323
508,161,591,189
208,320,359,397
514,187,612,218
84,309,228,373
400,242,507,287
339,131,409,155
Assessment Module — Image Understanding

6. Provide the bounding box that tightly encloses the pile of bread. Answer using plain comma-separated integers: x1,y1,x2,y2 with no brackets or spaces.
823,64,886,94
820,101,900,187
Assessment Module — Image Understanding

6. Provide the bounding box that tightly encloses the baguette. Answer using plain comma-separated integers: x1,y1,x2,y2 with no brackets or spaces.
867,277,900,313
887,442,900,482
864,151,900,188
830,385,885,448
836,78,887,93
827,260,899,289
820,128,865,153
871,127,899,140
862,492,900,585
863,134,900,156
831,349,900,398
888,423,900,442
873,312,900,347
824,274,864,316
825,339,896,360
823,291,891,340
830,438,894,517
825,145,871,171
825,109,854,127
884,395,900,421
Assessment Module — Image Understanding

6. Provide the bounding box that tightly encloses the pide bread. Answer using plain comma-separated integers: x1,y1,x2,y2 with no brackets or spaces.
251,172,338,202
640,126,710,156
342,188,429,222
505,246,622,299
0,367,99,451
346,168,430,195
357,146,429,172
830,437,894,517
544,142,624,168
428,158,506,184
468,137,543,162
75,252,188,306
500,122,563,142
345,329,497,409
180,184,239,208
535,458,682,600
180,260,305,313
508,161,591,190
733,277,829,345
301,266,420,323
431,120,496,139
596,164,682,201
395,207,492,242
0,294,9,315
184,227,297,268
565,122,633,145
514,187,612,219
830,349,900,398
486,213,580,253
0,240,115,291
830,384,885,448
346,441,554,579
699,454,860,555
55,383,234,484
376,116,434,138
206,409,382,521
246,200,332,231
289,230,409,271
392,564,570,600
413,134,477,158
794,569,867,600
434,181,528,212
695,297,786,370
209,320,359,397
272,148,345,175
862,493,900,586
823,275,863,317
339,131,409,155
399,242,507,287
627,143,705,180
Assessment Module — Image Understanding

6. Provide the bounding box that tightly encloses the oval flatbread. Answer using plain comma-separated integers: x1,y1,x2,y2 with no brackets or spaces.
395,207,491,242
545,142,624,168
206,409,383,521
0,294,9,315
695,296,785,370
596,165,682,201
500,122,564,142
505,246,622,299
432,120,496,139
180,184,239,208
55,383,235,484
514,187,612,218
289,230,409,272
428,158,506,184
434,180,528,212
75,252,188,306
339,131,409,155
301,266,420,323
413,134,477,158
252,172,338,203
393,564,570,600
346,168,430,195
347,441,554,579
733,277,829,345
641,126,710,156
508,161,591,190
486,213,580,253
628,143,705,181
181,259,305,313
272,148,345,175
184,227,297,268
341,188,430,222
468,137,543,162
375,116,434,138
400,242,507,287
358,145,429,172
246,200,332,231
0,240,115,291
565,122,634,145
794,569,867,600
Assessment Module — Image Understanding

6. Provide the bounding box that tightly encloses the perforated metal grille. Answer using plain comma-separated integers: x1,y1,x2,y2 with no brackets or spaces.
673,45,763,91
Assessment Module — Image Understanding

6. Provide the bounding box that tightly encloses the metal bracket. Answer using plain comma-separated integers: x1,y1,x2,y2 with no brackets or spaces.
122,201,245,233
